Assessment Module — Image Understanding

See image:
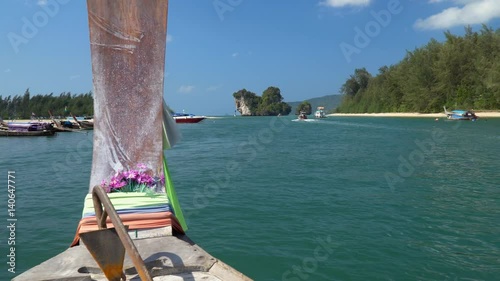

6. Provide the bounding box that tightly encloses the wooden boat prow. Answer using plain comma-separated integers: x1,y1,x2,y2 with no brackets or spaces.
14,230,251,281
15,0,251,280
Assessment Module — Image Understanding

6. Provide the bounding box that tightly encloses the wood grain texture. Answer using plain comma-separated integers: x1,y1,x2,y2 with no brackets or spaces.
87,0,169,191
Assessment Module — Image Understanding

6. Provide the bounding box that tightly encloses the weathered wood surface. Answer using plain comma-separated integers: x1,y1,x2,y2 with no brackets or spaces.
13,233,253,281
87,0,169,191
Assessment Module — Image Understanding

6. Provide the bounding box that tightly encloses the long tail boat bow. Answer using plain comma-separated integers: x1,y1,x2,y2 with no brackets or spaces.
70,0,188,246
14,1,251,279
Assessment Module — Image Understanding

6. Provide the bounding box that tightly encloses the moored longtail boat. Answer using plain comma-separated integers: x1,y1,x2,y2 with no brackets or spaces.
443,106,478,121
71,113,94,129
0,121,55,137
48,110,81,132
0,129,55,137
14,1,251,280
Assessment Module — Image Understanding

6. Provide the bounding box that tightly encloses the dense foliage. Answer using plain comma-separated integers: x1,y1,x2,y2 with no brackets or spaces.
0,89,93,119
296,101,312,115
336,26,500,113
233,86,291,116
287,94,343,114
233,89,261,114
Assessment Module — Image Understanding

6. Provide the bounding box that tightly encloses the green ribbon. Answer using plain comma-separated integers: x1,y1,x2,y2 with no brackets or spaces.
163,155,188,231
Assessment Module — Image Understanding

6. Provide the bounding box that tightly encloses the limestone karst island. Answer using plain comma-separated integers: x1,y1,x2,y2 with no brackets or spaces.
233,87,292,116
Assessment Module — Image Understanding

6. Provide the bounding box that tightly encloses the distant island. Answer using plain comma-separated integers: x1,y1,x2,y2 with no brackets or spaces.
336,25,500,113
233,86,291,116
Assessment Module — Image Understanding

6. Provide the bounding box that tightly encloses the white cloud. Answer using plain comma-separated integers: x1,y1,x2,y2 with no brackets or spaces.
178,85,195,93
231,52,239,58
37,0,48,6
166,34,173,43
4,69,11,73
69,75,80,80
415,0,500,30
319,0,371,8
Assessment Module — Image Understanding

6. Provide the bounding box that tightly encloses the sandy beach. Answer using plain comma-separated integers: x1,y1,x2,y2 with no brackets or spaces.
327,111,500,118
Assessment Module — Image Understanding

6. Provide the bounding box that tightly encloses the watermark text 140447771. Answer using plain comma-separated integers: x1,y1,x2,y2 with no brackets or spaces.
7,171,17,274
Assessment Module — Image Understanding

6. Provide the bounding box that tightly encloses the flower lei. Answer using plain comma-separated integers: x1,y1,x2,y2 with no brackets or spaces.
100,163,165,193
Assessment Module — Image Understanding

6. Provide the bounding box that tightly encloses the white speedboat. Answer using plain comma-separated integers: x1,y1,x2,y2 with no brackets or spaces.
314,106,326,118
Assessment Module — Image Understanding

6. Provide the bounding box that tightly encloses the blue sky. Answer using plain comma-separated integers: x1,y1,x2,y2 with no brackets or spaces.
1,0,499,115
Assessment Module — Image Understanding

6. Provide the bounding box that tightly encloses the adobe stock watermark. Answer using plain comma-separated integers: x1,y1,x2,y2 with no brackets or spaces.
384,124,464,191
7,0,71,54
340,0,403,63
51,131,93,185
184,116,290,218
282,235,336,281
213,0,243,21
7,171,17,274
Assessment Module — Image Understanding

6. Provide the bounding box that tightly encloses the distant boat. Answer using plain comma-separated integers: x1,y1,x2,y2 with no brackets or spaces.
292,113,317,122
0,129,55,136
69,114,94,129
314,106,326,118
48,110,90,132
0,121,55,137
444,106,478,121
173,113,206,123
52,123,85,133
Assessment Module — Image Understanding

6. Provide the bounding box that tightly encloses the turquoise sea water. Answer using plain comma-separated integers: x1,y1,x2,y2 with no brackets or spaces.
1,116,499,280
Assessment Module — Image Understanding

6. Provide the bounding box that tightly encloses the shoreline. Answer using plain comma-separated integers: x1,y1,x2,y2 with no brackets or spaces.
327,112,500,118
5,111,500,121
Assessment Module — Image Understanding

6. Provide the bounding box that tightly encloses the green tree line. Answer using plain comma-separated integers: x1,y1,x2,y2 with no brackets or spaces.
0,89,93,119
337,25,500,113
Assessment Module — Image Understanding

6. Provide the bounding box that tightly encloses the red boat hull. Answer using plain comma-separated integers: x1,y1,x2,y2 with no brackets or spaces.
174,117,205,123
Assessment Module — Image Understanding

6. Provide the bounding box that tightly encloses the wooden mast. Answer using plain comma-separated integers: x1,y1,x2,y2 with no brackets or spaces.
86,0,169,192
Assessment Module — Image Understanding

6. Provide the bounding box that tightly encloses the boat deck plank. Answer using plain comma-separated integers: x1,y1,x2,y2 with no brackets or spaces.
13,233,251,281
